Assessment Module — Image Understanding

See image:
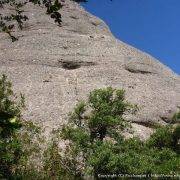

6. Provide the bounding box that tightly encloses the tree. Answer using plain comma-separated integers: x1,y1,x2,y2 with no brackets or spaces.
0,80,179,178
60,87,180,178
0,75,41,179
61,87,137,177
0,74,25,178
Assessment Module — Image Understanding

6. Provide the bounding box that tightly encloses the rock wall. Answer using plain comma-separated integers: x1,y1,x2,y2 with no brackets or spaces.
0,0,179,138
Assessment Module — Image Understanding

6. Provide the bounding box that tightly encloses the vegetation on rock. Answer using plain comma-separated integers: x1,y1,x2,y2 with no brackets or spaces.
0,75,42,179
172,111,180,124
59,87,180,178
0,75,179,179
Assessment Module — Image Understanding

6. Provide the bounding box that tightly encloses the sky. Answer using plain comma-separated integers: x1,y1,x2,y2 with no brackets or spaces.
82,0,180,74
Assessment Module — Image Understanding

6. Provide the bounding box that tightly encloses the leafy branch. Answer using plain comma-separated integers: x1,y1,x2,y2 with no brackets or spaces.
0,0,63,41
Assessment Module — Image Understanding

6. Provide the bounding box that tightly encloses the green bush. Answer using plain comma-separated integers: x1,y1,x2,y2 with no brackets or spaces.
63,87,136,141
61,87,139,177
147,126,174,149
147,125,180,153
43,141,72,180
0,75,24,178
0,79,179,179
172,111,180,123
60,87,180,178
0,75,41,179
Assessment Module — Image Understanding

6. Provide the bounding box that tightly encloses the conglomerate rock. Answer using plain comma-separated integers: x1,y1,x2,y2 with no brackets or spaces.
0,0,179,138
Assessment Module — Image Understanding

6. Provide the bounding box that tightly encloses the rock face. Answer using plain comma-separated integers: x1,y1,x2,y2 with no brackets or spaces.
0,0,179,137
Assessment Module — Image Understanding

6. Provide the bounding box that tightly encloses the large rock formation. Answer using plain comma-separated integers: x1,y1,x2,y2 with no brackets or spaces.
0,0,179,138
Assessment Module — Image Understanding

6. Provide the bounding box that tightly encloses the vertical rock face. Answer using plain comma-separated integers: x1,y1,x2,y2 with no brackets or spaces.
0,0,179,136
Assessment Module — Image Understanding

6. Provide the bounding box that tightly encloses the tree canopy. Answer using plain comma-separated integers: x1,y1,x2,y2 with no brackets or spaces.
60,88,180,178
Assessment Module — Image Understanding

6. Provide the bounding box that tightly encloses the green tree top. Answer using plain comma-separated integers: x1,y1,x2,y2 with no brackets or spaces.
63,87,136,143
60,87,179,178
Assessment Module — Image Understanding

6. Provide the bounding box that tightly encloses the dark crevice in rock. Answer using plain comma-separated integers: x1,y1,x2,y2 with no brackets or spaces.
125,68,154,74
4,60,97,70
160,116,172,123
69,15,79,19
131,121,163,129
61,61,81,70
159,115,180,125
124,60,157,74
58,60,97,70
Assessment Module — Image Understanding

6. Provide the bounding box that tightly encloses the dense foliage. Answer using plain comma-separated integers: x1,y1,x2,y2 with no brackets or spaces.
0,74,24,178
172,111,180,124
0,75,41,179
0,76,179,179
59,88,180,178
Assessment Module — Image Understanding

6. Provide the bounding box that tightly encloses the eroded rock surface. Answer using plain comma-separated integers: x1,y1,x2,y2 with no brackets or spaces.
0,0,179,138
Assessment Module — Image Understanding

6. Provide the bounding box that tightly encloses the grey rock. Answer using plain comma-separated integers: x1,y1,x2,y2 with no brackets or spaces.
0,0,179,137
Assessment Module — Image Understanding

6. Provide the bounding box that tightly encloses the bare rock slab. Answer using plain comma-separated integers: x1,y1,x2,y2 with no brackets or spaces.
0,0,179,136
